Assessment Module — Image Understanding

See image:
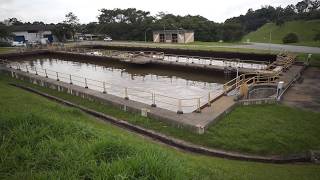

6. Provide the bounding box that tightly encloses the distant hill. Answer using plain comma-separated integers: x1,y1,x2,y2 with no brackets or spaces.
243,20,320,47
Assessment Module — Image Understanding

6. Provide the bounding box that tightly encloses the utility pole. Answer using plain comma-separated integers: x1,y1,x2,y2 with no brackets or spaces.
269,32,272,53
163,24,166,43
144,28,151,43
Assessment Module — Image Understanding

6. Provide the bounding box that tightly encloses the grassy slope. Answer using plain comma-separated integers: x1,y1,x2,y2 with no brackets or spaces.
243,20,320,47
2,75,320,156
0,76,320,179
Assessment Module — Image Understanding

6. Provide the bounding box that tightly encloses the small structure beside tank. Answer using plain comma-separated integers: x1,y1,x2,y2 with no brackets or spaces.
153,30,194,43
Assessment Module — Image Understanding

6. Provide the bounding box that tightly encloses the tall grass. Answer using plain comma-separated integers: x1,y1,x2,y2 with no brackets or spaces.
0,75,320,179
2,75,320,155
0,81,185,179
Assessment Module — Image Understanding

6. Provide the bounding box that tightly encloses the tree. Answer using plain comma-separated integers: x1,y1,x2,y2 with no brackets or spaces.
275,18,285,26
296,0,310,13
32,21,45,25
52,23,70,42
221,23,244,42
98,8,154,41
9,18,23,25
310,0,320,11
0,25,12,39
63,12,80,40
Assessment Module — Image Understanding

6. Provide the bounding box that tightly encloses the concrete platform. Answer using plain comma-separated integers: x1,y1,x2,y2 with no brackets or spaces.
282,67,320,112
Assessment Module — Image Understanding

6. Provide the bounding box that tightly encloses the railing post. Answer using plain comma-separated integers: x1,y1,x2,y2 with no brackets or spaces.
208,92,211,107
56,72,59,81
177,99,183,114
124,87,129,100
44,69,48,77
151,93,156,107
69,74,73,84
223,85,227,94
84,78,88,88
102,82,106,94
35,67,38,75
196,98,201,113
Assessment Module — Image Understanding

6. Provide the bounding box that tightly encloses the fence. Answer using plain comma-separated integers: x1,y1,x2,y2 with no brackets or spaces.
16,46,270,70
223,72,280,94
163,54,269,70
0,59,224,114
45,47,270,70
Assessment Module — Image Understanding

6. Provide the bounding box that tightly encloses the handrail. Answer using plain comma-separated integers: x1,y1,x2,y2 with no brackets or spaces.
223,71,280,94
49,48,270,70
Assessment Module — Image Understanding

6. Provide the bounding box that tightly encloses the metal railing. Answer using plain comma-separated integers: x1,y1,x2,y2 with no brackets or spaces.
223,72,280,94
49,47,165,61
0,59,224,114
17,45,271,71
163,54,269,70
46,47,270,70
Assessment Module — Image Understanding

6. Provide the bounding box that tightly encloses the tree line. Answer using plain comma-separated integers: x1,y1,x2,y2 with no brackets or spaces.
1,0,319,42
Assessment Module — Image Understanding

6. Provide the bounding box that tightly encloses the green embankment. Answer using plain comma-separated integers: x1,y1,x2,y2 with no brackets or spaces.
1,75,320,156
243,20,320,47
0,75,320,179
297,53,320,67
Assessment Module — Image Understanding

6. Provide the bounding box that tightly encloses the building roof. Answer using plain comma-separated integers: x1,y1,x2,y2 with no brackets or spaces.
153,29,194,34
10,25,54,32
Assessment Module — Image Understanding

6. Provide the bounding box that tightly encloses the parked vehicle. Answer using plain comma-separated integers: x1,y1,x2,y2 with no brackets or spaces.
103,37,112,41
11,41,26,47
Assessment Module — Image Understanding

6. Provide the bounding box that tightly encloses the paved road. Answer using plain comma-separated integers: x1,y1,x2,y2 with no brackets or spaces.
232,43,320,54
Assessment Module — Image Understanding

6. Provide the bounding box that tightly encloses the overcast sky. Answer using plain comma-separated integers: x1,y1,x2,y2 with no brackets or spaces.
0,0,300,23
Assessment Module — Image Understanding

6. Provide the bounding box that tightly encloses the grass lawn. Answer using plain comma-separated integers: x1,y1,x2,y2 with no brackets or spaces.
0,75,320,179
1,75,320,156
109,40,243,46
243,20,320,47
0,47,16,54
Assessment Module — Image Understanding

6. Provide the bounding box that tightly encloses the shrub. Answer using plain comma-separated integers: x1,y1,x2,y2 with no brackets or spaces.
282,33,299,44
275,18,285,26
313,32,320,41
0,41,11,47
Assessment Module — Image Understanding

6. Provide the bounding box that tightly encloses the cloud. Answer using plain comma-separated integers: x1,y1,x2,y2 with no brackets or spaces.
0,0,301,23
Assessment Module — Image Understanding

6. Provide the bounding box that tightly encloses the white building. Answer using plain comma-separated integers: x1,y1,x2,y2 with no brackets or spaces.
12,25,56,43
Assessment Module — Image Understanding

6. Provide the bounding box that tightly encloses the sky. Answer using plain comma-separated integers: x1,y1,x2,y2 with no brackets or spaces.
0,0,300,24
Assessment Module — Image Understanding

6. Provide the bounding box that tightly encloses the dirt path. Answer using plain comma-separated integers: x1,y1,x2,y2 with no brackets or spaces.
282,67,320,112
